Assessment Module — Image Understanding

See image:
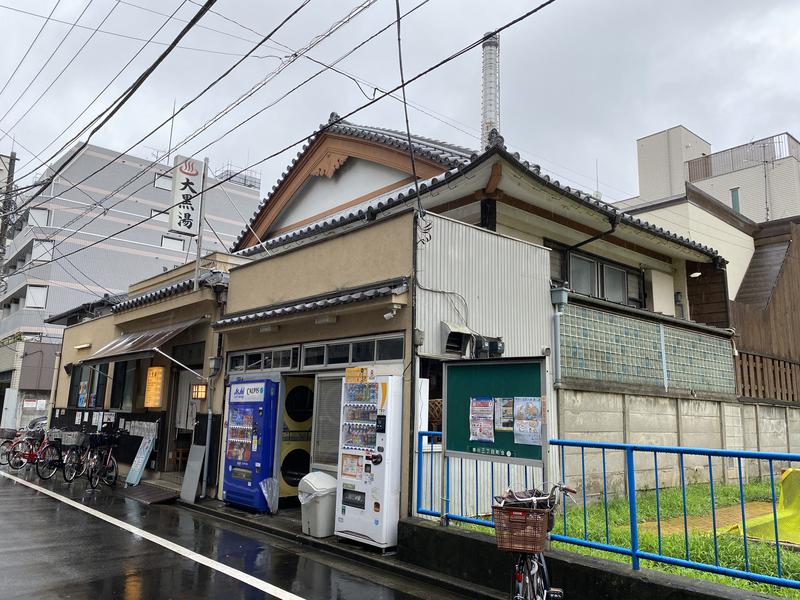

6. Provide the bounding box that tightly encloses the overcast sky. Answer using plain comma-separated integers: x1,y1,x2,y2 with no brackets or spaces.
0,0,798,206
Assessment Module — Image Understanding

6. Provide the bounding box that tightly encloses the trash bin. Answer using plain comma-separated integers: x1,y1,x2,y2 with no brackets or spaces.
298,471,338,538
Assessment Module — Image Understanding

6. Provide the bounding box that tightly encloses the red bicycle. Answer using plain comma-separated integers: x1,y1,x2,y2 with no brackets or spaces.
7,428,62,479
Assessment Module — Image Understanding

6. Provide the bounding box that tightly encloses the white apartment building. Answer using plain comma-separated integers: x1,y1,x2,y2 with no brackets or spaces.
625,125,800,223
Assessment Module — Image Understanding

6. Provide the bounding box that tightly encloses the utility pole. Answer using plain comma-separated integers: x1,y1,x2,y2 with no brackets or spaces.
193,157,210,291
0,151,17,258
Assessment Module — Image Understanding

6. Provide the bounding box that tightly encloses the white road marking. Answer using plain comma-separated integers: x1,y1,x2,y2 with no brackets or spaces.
0,470,306,600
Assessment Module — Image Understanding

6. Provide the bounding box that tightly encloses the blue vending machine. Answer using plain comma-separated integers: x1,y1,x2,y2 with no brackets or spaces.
222,379,279,512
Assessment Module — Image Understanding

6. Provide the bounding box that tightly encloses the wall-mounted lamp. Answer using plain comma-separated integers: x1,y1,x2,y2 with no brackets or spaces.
689,271,702,278
191,383,208,400
315,315,337,325
73,343,92,350
259,324,279,333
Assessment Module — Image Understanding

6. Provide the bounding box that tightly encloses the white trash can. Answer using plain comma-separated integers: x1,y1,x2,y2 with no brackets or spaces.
297,471,338,538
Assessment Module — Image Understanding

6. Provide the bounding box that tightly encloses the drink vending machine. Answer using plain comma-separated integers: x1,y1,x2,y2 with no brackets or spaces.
335,370,402,548
222,379,279,512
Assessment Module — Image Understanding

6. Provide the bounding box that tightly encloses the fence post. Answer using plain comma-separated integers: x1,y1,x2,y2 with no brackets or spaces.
626,446,640,570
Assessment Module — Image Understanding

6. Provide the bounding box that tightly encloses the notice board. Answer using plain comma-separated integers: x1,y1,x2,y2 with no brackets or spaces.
444,358,544,465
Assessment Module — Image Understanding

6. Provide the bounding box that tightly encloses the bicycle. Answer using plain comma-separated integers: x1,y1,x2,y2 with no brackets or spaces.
86,428,126,489
61,428,91,482
7,428,62,479
493,483,575,600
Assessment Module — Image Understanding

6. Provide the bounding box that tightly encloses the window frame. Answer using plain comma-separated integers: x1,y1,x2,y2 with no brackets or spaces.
160,235,184,251
545,239,645,308
730,187,741,213
24,285,48,309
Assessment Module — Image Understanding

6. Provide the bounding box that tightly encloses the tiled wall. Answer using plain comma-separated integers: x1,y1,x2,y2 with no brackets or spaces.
560,304,735,396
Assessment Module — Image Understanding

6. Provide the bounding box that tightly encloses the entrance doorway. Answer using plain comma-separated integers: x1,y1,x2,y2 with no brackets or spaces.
164,369,202,477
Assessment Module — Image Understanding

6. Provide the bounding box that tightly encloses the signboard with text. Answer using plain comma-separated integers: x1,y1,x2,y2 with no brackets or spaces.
168,155,205,237
144,366,165,408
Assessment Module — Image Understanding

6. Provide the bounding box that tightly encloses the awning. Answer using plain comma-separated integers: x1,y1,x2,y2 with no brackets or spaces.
83,318,201,365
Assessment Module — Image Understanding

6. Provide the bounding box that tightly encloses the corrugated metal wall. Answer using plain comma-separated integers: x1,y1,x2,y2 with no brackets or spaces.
416,214,553,358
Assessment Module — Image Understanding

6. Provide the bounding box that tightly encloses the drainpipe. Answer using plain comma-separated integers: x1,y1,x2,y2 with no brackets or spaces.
567,213,621,252
46,351,61,429
550,288,568,387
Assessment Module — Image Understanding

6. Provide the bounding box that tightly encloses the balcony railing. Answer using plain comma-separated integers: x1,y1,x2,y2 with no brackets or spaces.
686,133,800,183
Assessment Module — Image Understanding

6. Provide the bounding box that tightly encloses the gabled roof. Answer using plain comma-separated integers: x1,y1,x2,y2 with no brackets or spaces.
232,113,475,251
236,128,722,261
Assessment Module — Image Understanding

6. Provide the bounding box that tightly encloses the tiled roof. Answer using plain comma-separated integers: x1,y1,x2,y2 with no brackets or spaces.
214,278,408,329
232,113,475,251
112,271,228,314
236,129,721,261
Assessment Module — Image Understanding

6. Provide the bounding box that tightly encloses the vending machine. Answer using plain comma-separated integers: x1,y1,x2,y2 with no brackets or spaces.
334,370,403,548
222,379,279,512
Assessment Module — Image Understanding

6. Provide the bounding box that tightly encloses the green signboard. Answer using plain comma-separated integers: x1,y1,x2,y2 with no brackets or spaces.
444,358,545,465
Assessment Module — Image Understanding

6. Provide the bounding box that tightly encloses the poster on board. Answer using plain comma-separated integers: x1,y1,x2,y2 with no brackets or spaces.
468,397,494,443
513,397,542,446
494,397,514,431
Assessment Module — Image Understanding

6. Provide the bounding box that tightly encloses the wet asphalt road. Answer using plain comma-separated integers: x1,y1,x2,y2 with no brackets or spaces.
0,468,465,600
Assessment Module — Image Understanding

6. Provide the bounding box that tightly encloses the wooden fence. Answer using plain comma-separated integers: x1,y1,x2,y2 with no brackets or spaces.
736,351,800,402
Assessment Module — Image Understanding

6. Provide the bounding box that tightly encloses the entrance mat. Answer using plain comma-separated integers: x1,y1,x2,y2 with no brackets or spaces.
119,483,180,505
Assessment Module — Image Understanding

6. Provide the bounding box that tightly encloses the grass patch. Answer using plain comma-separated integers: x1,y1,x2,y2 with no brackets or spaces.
450,481,800,598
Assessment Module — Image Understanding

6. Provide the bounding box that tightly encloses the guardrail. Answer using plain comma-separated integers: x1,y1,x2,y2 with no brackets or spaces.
415,431,800,590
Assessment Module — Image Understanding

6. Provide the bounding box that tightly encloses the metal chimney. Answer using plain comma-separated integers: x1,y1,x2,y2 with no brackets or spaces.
480,33,500,150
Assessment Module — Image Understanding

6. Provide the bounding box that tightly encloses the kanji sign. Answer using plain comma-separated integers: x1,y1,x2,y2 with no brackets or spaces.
168,155,206,237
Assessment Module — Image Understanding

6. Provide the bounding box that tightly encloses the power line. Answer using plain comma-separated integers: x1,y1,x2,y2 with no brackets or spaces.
0,0,96,134
0,3,278,60
14,1,189,178
10,0,562,278
0,0,63,100
6,0,222,216
0,0,123,148
12,0,374,254
392,0,427,239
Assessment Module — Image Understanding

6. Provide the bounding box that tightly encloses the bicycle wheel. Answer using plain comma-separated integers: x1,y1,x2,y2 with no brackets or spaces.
531,554,549,600
8,440,32,471
76,448,89,478
88,449,104,489
0,439,12,466
102,455,118,487
36,444,61,479
63,448,80,482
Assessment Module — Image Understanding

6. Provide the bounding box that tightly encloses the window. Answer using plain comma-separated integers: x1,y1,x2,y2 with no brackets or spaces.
376,337,404,361
151,208,168,222
602,265,626,304
326,343,350,364
244,353,261,370
24,285,48,309
68,364,109,409
110,361,137,411
161,235,183,251
546,240,645,309
31,240,54,262
228,355,245,372
570,255,597,296
351,340,375,363
28,208,49,227
312,377,343,469
154,173,172,190
730,188,740,213
303,346,325,367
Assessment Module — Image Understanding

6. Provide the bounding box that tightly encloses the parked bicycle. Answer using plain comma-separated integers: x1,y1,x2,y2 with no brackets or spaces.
86,428,127,489
7,427,62,479
61,428,92,482
0,417,46,466
493,483,575,600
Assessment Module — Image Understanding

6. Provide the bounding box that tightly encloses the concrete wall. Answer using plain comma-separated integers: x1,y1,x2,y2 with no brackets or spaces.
557,388,798,496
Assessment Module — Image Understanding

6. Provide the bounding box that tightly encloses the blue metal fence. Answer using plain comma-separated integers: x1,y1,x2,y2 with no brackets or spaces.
415,431,800,590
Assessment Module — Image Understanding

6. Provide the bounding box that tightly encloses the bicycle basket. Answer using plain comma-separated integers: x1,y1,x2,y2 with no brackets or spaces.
28,429,45,443
61,431,86,447
493,505,550,553
49,428,63,441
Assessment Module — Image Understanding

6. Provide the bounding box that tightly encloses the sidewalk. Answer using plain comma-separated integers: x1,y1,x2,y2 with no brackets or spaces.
179,497,504,600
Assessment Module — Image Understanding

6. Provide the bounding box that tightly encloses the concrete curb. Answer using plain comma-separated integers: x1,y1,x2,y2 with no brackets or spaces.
177,500,504,600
